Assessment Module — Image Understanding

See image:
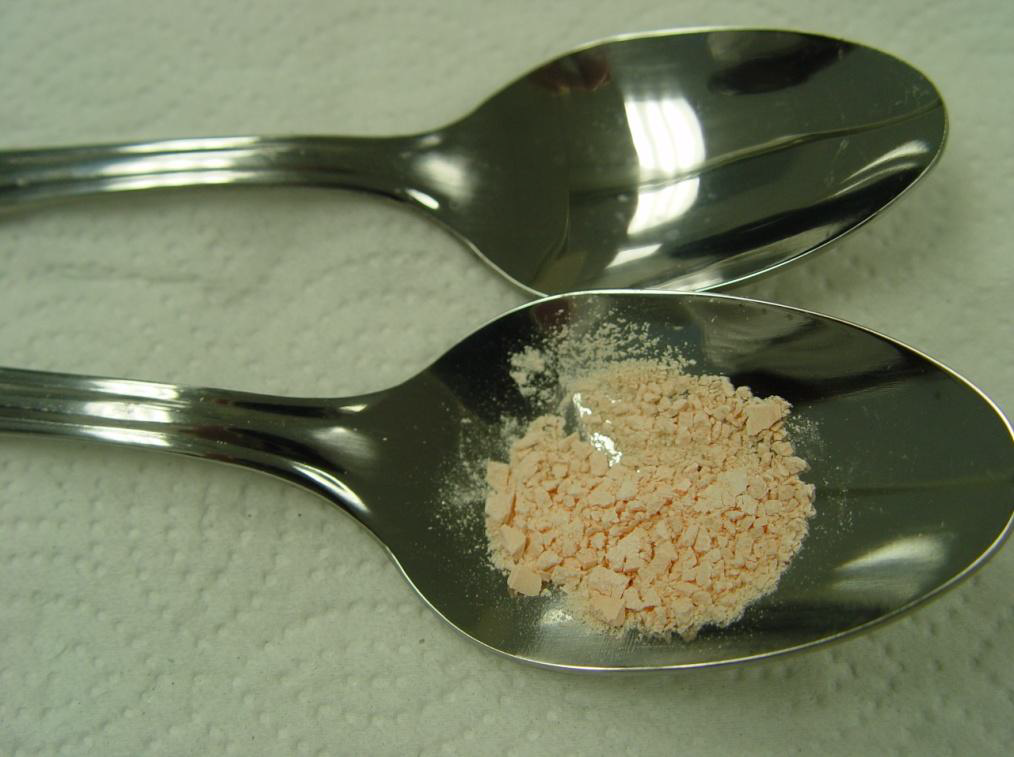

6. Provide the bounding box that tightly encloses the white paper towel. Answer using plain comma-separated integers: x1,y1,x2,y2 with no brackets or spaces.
1,1,1011,754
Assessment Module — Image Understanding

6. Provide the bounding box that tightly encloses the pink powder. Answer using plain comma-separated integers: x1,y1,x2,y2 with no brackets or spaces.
484,358,815,640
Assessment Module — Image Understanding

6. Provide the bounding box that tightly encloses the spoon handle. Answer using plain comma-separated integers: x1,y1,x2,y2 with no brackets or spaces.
0,366,370,516
0,135,426,210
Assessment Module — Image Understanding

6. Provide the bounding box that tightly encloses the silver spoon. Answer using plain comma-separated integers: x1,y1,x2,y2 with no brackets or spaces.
0,29,945,295
1,291,1009,671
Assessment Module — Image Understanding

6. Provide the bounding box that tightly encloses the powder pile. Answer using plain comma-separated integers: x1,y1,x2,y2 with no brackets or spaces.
484,358,815,640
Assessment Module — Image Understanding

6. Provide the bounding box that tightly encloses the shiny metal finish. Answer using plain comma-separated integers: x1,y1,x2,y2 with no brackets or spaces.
0,291,1009,671
0,30,945,294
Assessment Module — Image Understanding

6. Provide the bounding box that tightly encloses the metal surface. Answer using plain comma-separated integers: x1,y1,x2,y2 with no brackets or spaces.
0,291,1009,671
0,29,945,294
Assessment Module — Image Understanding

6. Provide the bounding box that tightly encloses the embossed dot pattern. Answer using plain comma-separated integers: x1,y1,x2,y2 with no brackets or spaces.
1,1,1011,754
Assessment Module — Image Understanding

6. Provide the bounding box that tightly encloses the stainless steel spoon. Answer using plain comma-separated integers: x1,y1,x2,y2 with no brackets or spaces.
0,29,946,295
1,291,1009,671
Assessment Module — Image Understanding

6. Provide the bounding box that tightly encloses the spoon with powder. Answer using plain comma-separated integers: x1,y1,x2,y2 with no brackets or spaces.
0,292,1009,671
0,29,945,294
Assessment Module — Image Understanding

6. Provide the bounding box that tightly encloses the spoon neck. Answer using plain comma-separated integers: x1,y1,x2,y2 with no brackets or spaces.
0,366,381,523
0,134,439,211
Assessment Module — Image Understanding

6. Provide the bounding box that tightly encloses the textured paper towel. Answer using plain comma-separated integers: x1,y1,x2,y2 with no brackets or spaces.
1,1,1011,755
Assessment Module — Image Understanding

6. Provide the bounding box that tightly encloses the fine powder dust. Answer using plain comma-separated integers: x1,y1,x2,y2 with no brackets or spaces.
483,332,816,640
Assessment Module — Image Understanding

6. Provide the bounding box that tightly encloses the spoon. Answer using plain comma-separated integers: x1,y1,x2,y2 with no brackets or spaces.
0,29,945,295
1,291,1009,671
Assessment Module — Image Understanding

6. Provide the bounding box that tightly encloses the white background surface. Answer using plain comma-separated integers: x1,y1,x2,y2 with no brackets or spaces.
1,1,1011,754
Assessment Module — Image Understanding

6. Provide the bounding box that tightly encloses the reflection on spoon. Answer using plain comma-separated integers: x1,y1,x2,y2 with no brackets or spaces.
833,534,952,604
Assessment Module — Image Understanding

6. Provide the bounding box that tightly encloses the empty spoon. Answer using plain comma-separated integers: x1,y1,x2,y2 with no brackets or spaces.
0,291,1009,671
0,29,946,294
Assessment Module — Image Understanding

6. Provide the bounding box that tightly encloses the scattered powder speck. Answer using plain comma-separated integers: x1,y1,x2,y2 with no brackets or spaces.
509,347,548,397
483,325,815,640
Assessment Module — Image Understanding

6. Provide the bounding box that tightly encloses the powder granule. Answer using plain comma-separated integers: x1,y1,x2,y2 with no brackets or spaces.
484,359,815,640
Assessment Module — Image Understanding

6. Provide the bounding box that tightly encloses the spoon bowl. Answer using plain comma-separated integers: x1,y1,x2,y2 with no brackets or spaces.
1,292,1009,671
0,29,946,294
